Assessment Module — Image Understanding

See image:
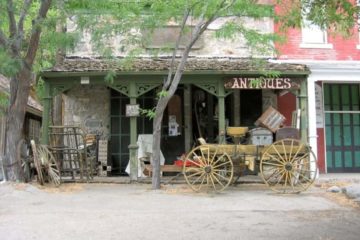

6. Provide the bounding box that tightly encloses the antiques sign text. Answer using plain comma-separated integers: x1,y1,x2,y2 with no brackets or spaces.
224,77,301,90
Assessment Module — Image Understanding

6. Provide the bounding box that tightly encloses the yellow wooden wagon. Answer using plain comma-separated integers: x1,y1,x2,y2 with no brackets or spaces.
183,127,318,193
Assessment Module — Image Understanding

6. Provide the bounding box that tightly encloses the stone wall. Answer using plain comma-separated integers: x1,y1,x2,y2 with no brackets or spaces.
63,85,110,140
67,17,274,58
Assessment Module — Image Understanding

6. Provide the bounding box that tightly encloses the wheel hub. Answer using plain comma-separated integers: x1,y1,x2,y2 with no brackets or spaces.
204,165,212,173
284,163,293,171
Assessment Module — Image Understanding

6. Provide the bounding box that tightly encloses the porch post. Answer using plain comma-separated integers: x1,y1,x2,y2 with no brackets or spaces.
233,91,241,126
307,76,318,160
218,80,226,144
41,81,52,145
129,81,138,181
184,84,192,152
306,76,318,178
300,78,308,143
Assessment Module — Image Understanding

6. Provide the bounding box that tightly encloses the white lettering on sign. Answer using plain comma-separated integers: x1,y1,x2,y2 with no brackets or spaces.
224,77,301,90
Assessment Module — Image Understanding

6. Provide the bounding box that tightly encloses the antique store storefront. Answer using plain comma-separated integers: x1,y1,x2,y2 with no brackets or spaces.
41,57,309,179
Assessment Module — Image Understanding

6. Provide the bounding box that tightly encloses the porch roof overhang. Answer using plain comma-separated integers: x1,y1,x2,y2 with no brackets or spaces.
41,57,310,78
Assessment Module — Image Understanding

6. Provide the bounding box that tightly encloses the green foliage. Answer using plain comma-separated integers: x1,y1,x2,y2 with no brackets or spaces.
248,78,263,88
139,107,156,120
0,48,21,77
157,90,169,99
35,78,45,103
0,91,9,116
0,0,81,77
1,0,357,113
302,0,359,36
263,70,281,79
276,0,359,37
104,70,117,83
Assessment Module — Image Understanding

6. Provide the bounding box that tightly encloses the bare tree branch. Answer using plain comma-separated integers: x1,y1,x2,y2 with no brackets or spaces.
167,0,230,96
7,0,17,38
25,0,52,67
18,0,33,39
164,8,191,90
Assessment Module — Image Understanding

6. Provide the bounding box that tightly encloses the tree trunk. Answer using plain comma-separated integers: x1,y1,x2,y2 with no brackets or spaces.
4,68,31,181
152,98,167,189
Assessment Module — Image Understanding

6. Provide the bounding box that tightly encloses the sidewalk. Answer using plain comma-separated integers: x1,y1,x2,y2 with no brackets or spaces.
29,172,360,185
316,173,360,205
317,173,360,184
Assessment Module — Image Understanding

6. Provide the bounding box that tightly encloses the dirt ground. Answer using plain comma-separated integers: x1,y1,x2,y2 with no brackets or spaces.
0,182,359,240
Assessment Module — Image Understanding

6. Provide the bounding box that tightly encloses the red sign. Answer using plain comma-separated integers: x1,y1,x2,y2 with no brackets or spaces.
224,77,301,90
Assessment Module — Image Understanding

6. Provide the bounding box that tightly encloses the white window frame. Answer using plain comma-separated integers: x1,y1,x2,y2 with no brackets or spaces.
300,5,333,49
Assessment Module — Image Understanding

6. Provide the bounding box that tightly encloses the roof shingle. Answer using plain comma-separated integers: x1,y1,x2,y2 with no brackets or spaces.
45,57,309,73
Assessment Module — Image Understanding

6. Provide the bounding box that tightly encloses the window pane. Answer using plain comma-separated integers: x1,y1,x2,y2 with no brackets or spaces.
344,151,353,168
324,84,330,110
335,152,342,168
302,24,326,44
351,86,359,110
326,151,333,168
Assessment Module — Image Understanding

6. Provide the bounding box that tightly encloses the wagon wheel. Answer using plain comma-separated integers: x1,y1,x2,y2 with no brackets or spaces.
17,139,32,182
183,145,233,192
37,145,61,186
260,139,318,194
30,140,44,185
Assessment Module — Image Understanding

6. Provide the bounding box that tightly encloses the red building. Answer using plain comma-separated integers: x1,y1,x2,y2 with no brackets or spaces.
273,1,360,173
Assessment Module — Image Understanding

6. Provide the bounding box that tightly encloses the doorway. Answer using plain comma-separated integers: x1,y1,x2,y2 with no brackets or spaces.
324,83,360,172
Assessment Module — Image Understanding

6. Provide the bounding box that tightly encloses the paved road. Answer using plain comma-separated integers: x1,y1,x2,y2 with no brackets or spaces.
0,182,359,240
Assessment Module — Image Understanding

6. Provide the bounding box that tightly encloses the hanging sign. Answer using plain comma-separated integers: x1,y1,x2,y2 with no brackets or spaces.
126,104,140,117
315,84,324,128
224,77,302,90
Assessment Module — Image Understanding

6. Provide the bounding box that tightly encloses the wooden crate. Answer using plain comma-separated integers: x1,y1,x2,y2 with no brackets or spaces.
255,106,285,133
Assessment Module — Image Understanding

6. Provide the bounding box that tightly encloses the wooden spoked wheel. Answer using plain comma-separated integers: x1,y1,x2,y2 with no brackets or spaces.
17,139,33,182
260,139,318,194
183,145,233,192
37,145,61,186
31,140,60,186
30,140,44,185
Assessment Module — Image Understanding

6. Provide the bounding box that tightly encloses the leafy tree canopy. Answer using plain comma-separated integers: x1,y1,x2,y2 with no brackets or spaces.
0,0,78,78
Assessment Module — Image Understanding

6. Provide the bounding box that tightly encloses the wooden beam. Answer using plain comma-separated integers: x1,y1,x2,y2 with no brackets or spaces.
40,81,51,144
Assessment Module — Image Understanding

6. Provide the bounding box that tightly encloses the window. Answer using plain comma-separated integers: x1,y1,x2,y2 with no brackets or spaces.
28,119,41,143
300,4,333,49
302,21,326,44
